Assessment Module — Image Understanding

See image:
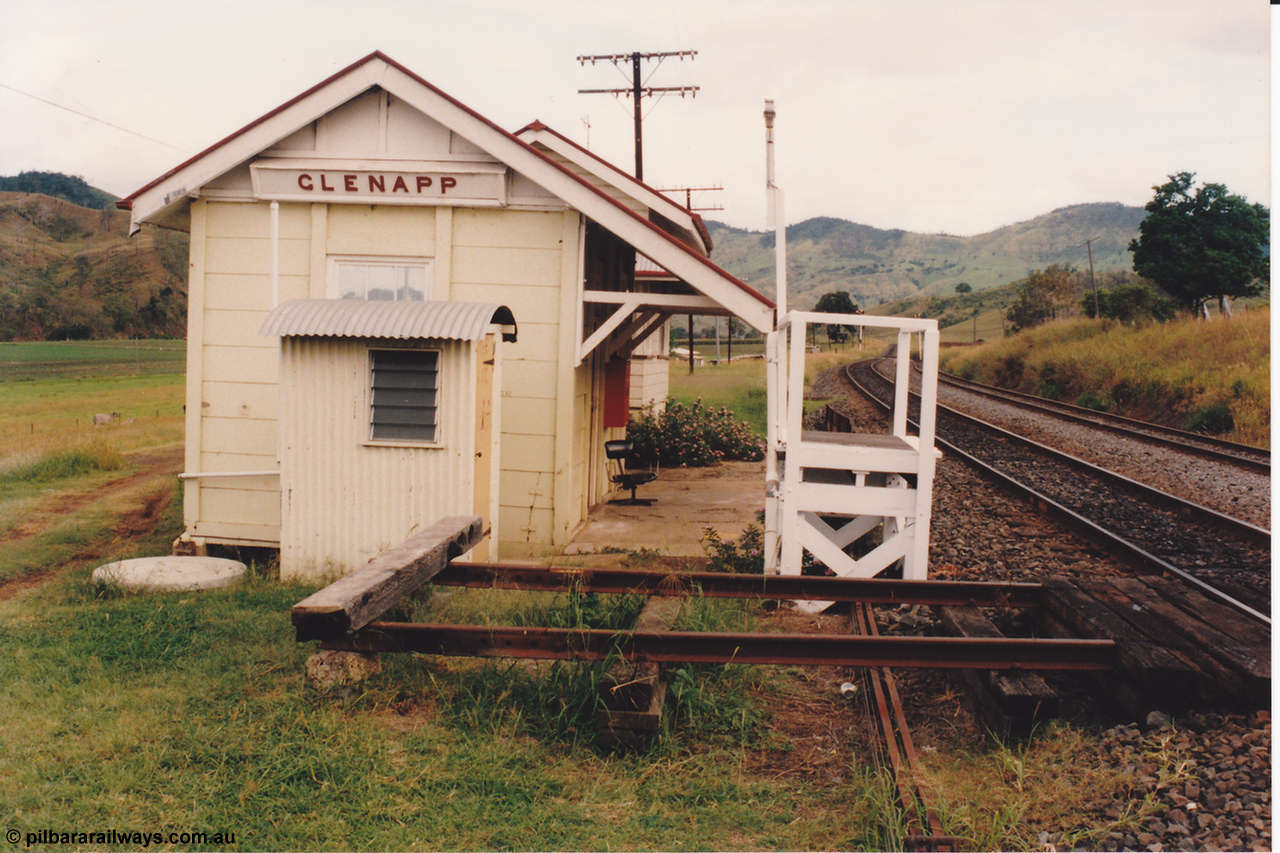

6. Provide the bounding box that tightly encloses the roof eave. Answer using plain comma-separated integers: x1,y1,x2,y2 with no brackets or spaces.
121,54,385,230
122,52,772,330
515,123,709,256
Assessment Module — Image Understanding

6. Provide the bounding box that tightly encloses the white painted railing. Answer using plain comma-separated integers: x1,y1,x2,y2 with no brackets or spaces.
764,311,940,585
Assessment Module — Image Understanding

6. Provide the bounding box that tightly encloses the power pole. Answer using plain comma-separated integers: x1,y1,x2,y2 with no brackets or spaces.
1083,236,1100,317
577,50,698,180
687,313,694,374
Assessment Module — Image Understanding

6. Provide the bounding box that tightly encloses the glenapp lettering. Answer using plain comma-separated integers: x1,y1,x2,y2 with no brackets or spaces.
295,172,460,195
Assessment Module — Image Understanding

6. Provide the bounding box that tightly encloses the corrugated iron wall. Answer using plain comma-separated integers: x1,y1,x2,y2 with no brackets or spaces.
279,336,476,581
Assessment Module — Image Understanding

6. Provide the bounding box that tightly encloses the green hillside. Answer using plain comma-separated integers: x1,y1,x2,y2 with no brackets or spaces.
0,190,188,340
705,202,1142,310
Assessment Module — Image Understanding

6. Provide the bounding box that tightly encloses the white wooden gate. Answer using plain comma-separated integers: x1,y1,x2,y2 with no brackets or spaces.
764,311,940,581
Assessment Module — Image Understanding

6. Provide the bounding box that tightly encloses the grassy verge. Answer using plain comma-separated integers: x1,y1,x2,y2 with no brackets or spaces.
0,482,1157,850
2,558,908,848
940,310,1270,447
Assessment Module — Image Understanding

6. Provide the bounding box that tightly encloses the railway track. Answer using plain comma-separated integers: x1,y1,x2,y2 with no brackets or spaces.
936,368,1270,473
841,358,1270,624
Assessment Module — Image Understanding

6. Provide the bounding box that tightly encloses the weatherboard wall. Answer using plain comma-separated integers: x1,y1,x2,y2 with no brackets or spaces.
183,194,609,557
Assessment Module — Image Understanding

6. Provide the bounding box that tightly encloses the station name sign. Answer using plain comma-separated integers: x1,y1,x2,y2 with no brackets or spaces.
250,161,507,207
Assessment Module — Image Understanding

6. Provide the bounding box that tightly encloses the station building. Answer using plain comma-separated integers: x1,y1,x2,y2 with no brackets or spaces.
119,51,774,578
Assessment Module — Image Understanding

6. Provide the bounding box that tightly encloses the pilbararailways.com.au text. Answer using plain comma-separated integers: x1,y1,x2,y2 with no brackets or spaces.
9,828,236,848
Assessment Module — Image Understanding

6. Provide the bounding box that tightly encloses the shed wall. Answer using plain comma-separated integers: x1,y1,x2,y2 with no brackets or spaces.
278,337,477,580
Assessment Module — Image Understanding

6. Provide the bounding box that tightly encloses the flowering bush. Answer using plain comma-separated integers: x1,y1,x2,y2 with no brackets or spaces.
627,399,764,468
701,524,764,573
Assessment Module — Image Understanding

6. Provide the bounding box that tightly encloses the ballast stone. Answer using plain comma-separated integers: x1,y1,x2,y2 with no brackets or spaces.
92,556,247,592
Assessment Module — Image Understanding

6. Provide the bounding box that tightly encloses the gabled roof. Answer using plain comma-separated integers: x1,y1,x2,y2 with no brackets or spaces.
120,51,774,331
514,120,710,255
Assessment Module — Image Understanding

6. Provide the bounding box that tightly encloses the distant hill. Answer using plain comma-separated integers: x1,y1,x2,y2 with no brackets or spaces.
0,171,118,210
0,189,187,340
705,202,1144,309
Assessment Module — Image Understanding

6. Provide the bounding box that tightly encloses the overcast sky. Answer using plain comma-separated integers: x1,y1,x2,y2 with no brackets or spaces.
1,0,1268,235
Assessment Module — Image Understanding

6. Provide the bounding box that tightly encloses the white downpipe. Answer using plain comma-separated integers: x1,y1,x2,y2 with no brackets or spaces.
270,200,283,475
269,201,280,308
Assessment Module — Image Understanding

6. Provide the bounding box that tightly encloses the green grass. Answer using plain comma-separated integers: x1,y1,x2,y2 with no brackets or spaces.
940,306,1007,345
941,309,1270,447
0,339,185,381
0,441,123,487
669,358,769,437
0,341,184,463
0,474,1148,851
1,565,904,849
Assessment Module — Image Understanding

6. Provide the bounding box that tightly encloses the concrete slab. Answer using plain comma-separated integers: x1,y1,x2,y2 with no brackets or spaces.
92,556,247,592
566,459,765,556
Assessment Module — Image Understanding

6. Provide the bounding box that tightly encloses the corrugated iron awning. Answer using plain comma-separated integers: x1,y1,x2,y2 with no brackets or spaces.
260,299,517,342
635,255,678,279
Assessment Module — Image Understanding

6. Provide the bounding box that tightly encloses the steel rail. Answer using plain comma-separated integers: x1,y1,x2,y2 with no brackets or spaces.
853,601,952,850
936,368,1270,472
866,360,1269,547
887,361,1268,546
431,562,1044,608
843,360,1271,626
325,622,1116,670
918,372,1270,548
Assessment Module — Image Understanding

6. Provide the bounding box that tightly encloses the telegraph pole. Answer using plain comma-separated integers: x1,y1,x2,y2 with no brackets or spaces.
577,50,698,180
1083,236,1100,317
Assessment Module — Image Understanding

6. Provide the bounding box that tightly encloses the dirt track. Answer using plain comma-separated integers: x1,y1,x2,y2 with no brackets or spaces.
0,444,182,600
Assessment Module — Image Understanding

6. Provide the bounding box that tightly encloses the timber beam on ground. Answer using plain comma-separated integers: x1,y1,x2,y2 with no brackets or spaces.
321,622,1114,670
430,562,1044,608
291,516,483,642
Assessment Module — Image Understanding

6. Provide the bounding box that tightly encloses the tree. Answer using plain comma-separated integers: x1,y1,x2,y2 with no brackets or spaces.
1005,265,1079,332
1082,281,1177,324
813,290,861,343
954,281,972,293
1129,172,1269,317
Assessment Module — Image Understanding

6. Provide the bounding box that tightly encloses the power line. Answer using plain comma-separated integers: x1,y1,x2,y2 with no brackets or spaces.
0,82,185,151
654,184,724,211
576,50,698,180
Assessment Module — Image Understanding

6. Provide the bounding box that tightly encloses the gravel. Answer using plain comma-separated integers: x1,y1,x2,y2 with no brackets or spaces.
1083,711,1271,852
934,380,1271,530
809,364,1272,851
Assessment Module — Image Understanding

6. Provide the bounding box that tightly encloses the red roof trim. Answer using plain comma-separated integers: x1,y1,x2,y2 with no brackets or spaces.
372,55,770,306
514,120,693,215
119,52,773,312
118,51,389,209
691,213,713,253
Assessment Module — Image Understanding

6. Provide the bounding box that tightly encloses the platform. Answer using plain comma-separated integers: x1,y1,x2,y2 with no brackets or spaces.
564,459,765,556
